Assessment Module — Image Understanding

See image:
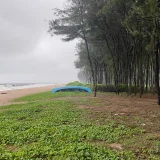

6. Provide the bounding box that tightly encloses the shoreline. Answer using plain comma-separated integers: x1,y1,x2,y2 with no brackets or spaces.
0,84,65,106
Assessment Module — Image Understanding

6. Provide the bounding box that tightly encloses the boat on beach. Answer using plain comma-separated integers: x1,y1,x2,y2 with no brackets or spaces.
52,86,92,93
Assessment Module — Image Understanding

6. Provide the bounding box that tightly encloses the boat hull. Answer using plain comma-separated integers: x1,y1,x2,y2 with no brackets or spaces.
52,86,92,93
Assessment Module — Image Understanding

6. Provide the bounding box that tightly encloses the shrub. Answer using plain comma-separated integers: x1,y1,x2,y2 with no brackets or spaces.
66,81,84,86
66,82,117,92
66,82,143,93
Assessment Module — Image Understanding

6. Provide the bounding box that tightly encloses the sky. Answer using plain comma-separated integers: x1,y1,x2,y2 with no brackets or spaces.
0,0,78,84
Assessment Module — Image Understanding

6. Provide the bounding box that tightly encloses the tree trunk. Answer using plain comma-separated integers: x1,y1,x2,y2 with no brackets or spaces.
155,40,160,105
145,53,150,92
78,0,97,97
83,36,97,97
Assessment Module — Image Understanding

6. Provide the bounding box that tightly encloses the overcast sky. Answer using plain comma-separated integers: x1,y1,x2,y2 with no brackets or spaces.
0,0,78,84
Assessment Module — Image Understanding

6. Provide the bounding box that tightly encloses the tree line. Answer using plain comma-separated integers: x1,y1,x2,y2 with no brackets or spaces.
48,0,160,104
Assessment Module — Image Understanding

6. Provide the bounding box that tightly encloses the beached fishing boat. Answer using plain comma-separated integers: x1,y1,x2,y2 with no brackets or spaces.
52,86,92,93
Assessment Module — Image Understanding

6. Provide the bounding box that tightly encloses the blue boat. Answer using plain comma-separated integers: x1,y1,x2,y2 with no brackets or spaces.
52,86,92,93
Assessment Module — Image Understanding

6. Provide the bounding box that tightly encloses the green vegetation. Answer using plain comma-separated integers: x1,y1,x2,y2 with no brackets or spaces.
66,81,87,87
13,91,90,102
1,90,160,159
0,92,144,159
67,81,141,93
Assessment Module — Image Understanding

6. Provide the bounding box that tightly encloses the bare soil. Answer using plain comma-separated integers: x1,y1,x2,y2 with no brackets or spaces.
78,93,160,133
76,93,160,155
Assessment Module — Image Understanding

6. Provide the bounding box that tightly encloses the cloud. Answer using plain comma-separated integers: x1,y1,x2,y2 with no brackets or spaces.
0,0,59,55
0,0,79,83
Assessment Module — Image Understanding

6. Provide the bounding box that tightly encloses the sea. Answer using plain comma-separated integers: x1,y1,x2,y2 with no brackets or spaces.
0,83,56,91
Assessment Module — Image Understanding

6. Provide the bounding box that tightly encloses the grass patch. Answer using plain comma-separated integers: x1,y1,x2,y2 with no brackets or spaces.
0,95,140,159
13,91,91,102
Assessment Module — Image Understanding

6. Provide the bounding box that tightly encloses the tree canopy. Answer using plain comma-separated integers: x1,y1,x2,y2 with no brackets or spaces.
49,0,160,103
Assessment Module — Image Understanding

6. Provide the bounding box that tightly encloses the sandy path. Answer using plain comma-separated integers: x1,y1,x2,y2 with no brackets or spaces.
0,84,64,106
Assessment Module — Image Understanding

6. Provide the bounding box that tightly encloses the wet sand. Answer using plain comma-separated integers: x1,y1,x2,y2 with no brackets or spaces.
0,84,64,106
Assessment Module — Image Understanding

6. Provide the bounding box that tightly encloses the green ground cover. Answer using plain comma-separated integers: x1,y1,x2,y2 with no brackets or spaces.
13,91,90,102
0,90,159,159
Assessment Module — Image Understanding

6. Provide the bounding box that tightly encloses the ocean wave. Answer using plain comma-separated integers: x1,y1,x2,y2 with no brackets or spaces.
0,84,55,91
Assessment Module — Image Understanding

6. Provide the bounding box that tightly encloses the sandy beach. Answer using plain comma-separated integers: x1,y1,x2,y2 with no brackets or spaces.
0,84,64,106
